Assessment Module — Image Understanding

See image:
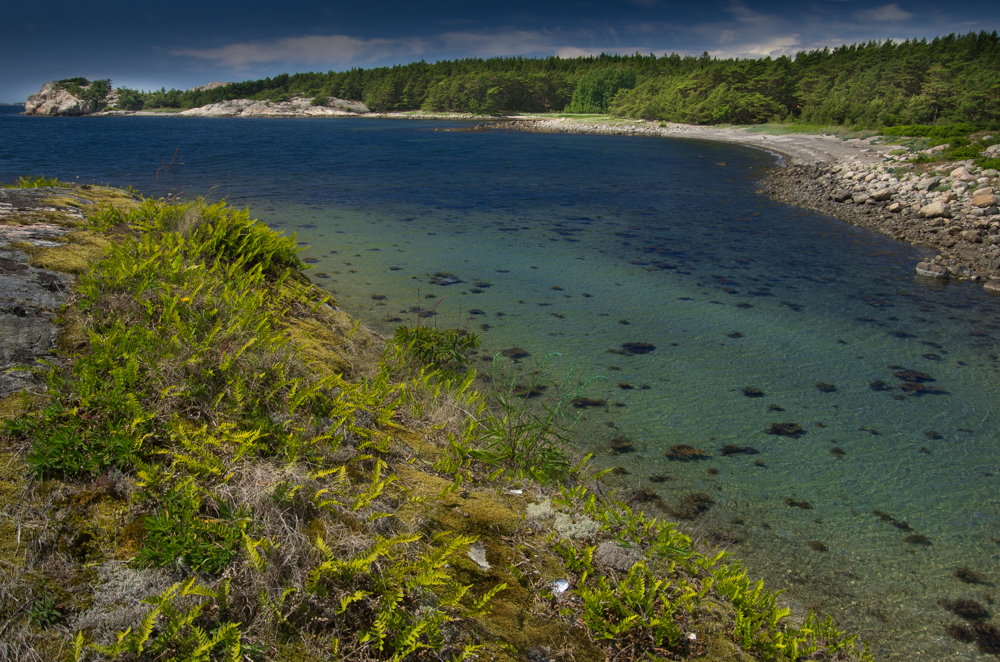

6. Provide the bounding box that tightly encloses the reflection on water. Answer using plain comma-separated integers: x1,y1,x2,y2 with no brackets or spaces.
3,115,1000,659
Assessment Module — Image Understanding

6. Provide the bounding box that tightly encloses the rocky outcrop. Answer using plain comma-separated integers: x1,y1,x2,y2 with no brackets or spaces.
25,81,102,116
188,82,233,93
760,156,1000,285
179,96,368,117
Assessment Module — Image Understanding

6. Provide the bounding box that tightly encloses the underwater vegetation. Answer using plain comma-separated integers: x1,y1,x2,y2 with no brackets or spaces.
815,382,837,393
767,404,785,411
500,347,530,359
946,621,1000,655
954,566,990,584
727,332,744,338
668,492,714,520
784,498,813,510
617,382,634,389
664,444,708,461
513,383,547,398
904,534,932,545
868,381,893,391
620,342,656,355
830,447,847,457
872,510,913,531
765,422,804,438
894,369,934,382
720,444,759,456
608,436,635,454
941,598,990,620
648,474,672,483
707,467,720,476
899,382,947,395
741,387,765,398
627,487,663,505
571,397,607,408
806,541,829,552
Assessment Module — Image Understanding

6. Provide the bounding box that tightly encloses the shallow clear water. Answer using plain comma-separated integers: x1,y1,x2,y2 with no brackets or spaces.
3,114,1000,659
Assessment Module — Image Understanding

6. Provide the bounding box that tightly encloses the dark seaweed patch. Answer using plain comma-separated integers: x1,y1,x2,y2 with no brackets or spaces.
669,492,714,520
664,444,708,461
720,444,758,456
620,342,656,355
765,422,804,438
608,436,635,454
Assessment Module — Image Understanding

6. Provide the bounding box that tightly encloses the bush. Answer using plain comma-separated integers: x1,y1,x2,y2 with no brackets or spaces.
1,175,67,188
881,123,978,138
311,95,329,106
394,326,479,372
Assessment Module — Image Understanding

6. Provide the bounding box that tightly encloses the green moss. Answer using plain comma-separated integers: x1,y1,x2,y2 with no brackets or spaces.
0,391,31,421
0,453,29,567
13,231,111,274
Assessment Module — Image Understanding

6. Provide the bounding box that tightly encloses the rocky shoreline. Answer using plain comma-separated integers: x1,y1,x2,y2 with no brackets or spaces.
759,157,1000,289
493,117,1000,291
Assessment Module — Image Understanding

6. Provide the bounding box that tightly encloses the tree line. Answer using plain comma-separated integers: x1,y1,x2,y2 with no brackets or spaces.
101,31,999,128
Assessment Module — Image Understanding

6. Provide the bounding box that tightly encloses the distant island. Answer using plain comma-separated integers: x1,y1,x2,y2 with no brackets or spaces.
21,31,1000,129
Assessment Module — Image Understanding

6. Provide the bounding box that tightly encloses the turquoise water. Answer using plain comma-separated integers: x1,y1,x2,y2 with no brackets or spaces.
3,114,1000,659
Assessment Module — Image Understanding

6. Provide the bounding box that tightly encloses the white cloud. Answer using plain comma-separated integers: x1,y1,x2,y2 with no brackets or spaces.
855,3,914,21
709,34,802,59
173,34,426,69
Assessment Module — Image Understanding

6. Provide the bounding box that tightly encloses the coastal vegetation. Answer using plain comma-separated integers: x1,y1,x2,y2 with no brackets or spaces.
95,30,1000,129
0,182,873,661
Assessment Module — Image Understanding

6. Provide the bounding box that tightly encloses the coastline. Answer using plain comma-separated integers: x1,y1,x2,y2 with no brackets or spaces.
490,117,1000,287
0,183,873,661
11,106,1000,286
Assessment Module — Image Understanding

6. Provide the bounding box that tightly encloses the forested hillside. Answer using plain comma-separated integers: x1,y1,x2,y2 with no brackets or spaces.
112,31,999,128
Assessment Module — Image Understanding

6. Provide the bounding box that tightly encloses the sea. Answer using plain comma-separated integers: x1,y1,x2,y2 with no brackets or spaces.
3,107,999,660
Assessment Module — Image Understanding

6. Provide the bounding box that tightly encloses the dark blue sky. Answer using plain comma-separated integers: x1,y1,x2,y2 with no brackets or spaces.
2,1,997,102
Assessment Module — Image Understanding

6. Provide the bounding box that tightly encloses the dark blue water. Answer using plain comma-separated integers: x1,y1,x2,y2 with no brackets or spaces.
4,114,1000,659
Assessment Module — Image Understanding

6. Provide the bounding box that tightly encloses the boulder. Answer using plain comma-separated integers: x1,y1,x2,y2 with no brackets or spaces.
887,202,902,213
973,194,998,208
984,169,999,177
950,166,969,178
960,230,983,243
852,193,870,204
915,262,948,279
920,201,950,218
973,219,991,229
870,188,893,202
984,279,1000,293
972,187,994,198
24,81,101,116
916,176,942,191
864,173,877,182
831,190,852,202
985,144,1000,156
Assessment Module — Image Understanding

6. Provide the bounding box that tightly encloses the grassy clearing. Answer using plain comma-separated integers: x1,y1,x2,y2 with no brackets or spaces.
0,191,872,661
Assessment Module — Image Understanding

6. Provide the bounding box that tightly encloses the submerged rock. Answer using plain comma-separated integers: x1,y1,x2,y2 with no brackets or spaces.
915,262,949,279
